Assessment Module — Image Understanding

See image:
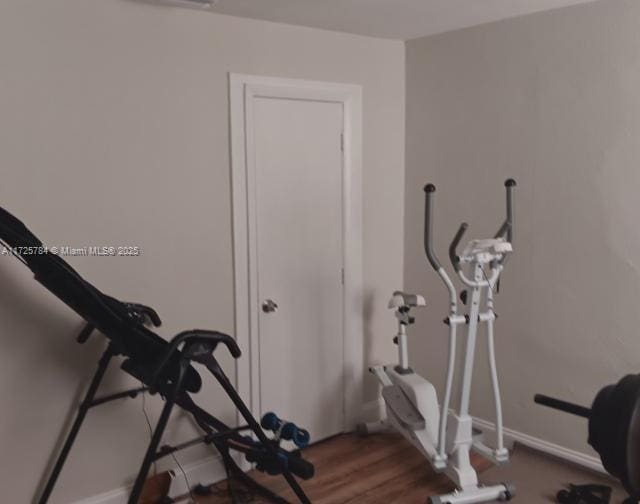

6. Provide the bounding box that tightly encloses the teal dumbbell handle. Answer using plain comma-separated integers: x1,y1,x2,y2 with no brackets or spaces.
261,412,310,448
281,422,310,448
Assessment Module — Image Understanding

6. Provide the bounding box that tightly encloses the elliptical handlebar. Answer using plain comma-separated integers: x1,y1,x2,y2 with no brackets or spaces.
449,222,468,273
494,221,509,240
505,178,516,243
423,178,516,285
495,178,516,242
423,184,441,271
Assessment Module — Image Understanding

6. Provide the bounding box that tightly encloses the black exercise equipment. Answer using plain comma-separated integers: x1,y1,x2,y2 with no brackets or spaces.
556,483,612,504
535,374,640,503
0,206,314,504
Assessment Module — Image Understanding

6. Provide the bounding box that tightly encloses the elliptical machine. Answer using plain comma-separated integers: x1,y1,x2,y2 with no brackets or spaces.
359,179,517,504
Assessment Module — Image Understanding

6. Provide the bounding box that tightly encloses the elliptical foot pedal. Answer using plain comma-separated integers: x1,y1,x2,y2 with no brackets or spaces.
382,385,425,430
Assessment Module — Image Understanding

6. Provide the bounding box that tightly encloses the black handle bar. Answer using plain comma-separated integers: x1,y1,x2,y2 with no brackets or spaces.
424,184,468,272
449,222,468,272
534,394,591,419
151,330,242,387
124,302,162,327
169,329,242,359
423,184,441,271
495,178,516,241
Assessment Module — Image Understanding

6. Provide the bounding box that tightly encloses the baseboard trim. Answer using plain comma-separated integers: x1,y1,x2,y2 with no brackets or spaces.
72,454,226,504
167,453,227,498
472,417,605,474
72,486,129,504
72,407,606,502
360,399,604,474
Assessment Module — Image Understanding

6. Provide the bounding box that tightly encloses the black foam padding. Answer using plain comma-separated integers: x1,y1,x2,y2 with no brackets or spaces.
589,374,640,497
287,452,315,480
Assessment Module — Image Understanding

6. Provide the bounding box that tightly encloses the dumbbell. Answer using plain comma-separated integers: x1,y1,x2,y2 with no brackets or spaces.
261,412,311,448
535,374,640,500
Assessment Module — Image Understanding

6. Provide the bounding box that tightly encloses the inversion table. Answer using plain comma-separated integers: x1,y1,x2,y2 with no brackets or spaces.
0,206,314,504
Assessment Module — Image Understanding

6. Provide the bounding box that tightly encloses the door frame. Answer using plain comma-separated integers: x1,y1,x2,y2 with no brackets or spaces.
229,73,363,431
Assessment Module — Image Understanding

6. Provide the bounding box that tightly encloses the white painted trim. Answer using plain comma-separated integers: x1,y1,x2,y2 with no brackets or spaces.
472,417,605,474
72,486,128,504
359,400,605,475
76,413,606,503
167,454,227,499
71,455,227,504
229,73,364,431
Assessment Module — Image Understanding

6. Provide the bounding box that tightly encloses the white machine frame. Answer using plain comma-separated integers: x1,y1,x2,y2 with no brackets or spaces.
360,180,517,504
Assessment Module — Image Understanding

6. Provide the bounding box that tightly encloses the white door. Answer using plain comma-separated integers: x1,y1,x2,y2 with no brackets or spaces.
252,96,345,442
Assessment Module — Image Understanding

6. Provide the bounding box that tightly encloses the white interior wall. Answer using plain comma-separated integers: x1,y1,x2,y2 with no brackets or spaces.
6,0,633,498
0,1,405,502
404,0,640,458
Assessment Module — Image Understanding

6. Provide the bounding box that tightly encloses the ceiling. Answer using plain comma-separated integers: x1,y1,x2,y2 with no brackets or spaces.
208,0,598,40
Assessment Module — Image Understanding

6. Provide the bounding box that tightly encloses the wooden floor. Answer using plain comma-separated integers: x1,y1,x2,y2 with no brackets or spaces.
188,433,492,503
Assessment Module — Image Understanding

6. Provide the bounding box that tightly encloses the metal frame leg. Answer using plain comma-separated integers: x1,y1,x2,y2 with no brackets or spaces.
200,354,311,504
127,360,188,504
215,442,288,504
38,345,116,504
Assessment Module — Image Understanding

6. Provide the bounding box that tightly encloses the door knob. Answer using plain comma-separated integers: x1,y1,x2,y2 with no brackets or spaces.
262,299,278,313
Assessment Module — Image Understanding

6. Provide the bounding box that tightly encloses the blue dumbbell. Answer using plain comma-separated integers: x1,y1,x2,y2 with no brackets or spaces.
261,412,311,448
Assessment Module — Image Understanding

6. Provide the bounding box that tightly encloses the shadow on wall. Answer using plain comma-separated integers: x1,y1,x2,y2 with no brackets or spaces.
362,290,378,404
0,261,99,382
123,0,214,13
